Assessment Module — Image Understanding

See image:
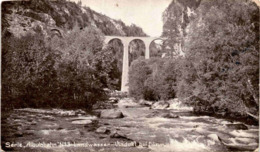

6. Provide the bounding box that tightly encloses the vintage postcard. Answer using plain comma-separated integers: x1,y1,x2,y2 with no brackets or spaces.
1,0,259,151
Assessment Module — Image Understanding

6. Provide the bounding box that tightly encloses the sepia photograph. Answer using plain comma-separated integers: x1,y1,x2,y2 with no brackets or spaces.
1,0,259,151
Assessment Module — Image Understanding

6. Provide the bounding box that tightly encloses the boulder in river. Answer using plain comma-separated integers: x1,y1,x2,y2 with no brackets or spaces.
108,97,119,103
146,111,161,118
100,109,124,119
207,134,220,142
71,120,92,125
69,116,97,121
96,127,110,134
139,99,153,106
110,131,131,140
23,130,35,136
162,113,179,119
221,141,258,151
75,109,86,115
151,101,169,109
226,124,248,130
42,115,56,121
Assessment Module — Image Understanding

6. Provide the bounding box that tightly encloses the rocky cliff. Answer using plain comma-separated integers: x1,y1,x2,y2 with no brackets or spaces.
2,0,147,38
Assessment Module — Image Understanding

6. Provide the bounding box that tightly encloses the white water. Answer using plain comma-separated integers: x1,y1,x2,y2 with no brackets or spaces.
150,138,210,152
167,99,193,111
230,130,258,138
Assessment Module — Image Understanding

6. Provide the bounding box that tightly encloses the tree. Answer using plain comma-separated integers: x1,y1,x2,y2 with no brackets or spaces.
129,40,145,66
129,58,152,99
2,32,59,108
180,0,259,115
92,39,123,91
48,26,106,109
128,57,179,101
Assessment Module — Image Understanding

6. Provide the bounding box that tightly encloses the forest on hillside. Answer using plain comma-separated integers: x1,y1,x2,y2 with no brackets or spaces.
129,0,259,119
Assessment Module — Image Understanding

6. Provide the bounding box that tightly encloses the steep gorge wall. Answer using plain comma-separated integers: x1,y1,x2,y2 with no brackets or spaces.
2,0,147,38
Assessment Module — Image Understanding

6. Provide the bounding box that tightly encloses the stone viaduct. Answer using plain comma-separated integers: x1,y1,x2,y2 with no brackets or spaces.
49,29,166,92
104,36,165,92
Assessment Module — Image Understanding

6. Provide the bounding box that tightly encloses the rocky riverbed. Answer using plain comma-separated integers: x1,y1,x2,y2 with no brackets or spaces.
1,98,259,152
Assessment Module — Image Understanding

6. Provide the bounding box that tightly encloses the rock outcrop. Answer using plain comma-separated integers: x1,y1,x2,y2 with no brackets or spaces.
2,0,147,39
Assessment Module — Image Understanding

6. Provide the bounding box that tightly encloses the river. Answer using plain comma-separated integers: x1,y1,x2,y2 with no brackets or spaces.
1,98,259,152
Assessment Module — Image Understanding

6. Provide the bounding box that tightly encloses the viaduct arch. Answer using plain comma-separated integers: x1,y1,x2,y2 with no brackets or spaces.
104,36,166,92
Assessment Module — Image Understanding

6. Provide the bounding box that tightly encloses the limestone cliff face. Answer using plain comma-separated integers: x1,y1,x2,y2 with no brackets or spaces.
2,0,146,38
161,0,202,55
162,0,201,37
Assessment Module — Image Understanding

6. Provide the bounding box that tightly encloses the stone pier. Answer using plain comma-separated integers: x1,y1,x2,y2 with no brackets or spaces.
104,36,165,92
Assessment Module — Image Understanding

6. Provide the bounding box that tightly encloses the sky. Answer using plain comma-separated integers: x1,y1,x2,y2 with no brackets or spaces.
73,0,172,37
